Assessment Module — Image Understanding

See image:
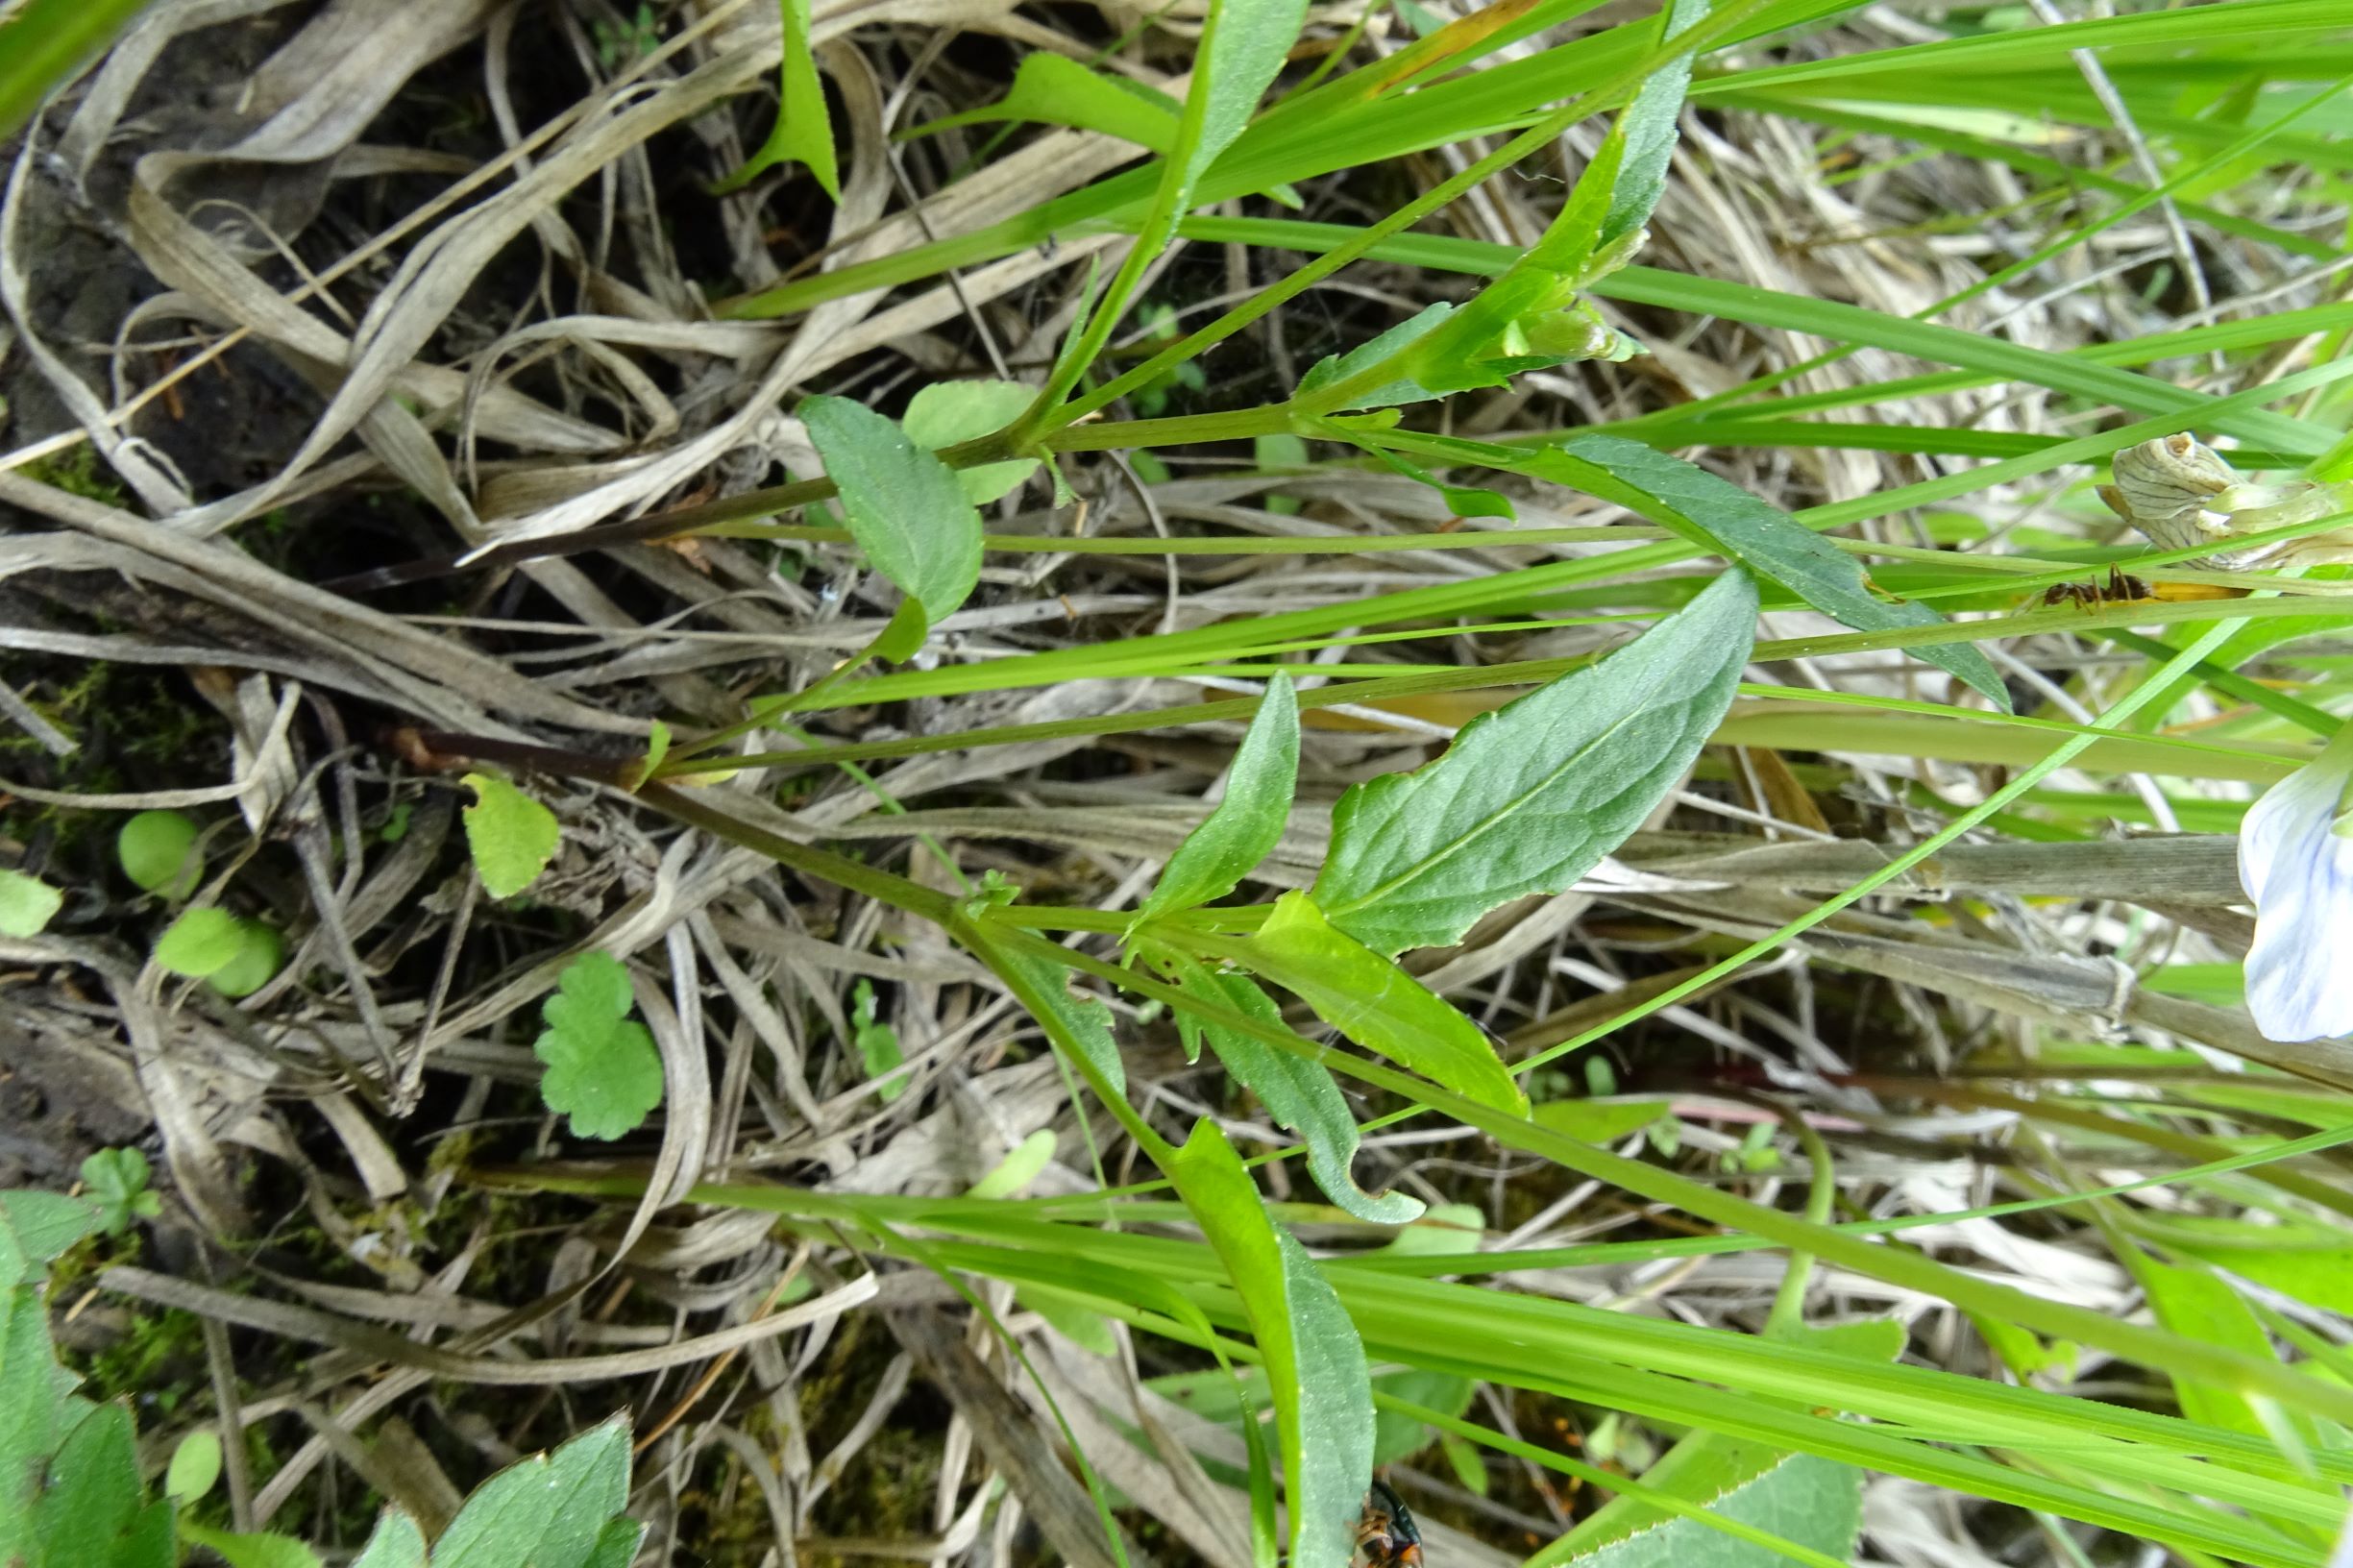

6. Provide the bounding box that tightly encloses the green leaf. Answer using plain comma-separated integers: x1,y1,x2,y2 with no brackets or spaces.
429,1421,636,1568
1313,570,1756,955
1551,1454,1863,1568
0,0,154,144
533,952,664,1141
0,1191,103,1287
2135,1258,2316,1454
990,940,1127,1100
1239,892,1526,1116
1296,303,1454,411
1178,0,1310,194
1530,436,2008,708
1539,1320,1892,1568
583,1518,648,1568
1168,957,1421,1224
153,907,246,979
207,919,283,999
1167,1119,1372,1568
916,53,1179,155
177,1525,323,1568
713,0,839,198
1533,1098,1674,1144
77,1149,158,1236
851,978,906,1103
1135,673,1299,927
35,1400,174,1568
1596,0,1708,252
903,379,1041,504
0,869,62,937
629,719,672,792
115,810,201,899
460,772,559,900
968,1130,1058,1200
1016,1282,1120,1356
347,1512,428,1568
165,1428,222,1505
801,395,983,656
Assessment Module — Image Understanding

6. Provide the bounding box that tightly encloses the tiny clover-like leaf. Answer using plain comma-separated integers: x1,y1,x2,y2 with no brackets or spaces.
79,1148,159,1236
0,868,62,937
1133,672,1299,929
117,809,202,899
801,394,983,661
533,951,664,1140
460,772,559,900
903,379,1041,504
154,906,246,978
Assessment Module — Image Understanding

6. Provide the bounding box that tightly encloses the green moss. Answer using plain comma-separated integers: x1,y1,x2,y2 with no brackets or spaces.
20,446,132,507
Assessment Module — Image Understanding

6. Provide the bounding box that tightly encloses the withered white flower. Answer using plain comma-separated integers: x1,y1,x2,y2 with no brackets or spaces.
2102,434,2353,570
2240,727,2353,1042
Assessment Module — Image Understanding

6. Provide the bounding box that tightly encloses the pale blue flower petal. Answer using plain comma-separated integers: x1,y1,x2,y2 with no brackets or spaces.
2239,752,2353,1042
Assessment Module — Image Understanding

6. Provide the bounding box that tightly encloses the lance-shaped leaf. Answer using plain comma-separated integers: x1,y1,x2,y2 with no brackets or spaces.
1596,0,1709,254
914,54,1179,155
1314,570,1757,956
1168,1118,1373,1568
1135,673,1299,927
1532,435,2007,707
1167,954,1422,1224
801,395,983,661
714,0,839,198
1240,892,1526,1115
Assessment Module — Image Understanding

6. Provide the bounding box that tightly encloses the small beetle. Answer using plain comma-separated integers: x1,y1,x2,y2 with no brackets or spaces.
1355,1480,1424,1568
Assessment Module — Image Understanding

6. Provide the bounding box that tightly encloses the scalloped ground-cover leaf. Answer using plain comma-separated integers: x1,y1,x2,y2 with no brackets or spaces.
801,394,983,661
1239,892,1526,1115
1313,569,1757,956
1135,672,1299,926
1168,1119,1372,1568
533,952,664,1140
460,772,558,900
1531,435,2008,708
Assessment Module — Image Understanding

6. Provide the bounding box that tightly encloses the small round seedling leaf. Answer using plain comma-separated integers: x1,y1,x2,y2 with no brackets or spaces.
155,906,246,978
167,1429,223,1505
461,772,559,899
0,868,62,937
118,809,202,898
534,951,664,1140
208,919,283,998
